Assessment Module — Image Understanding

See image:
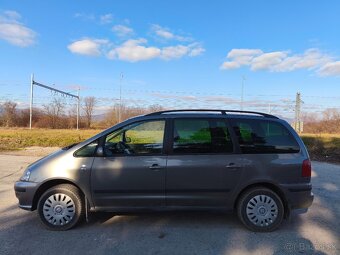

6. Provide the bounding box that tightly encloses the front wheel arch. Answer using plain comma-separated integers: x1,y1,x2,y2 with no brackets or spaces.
37,184,85,230
32,179,86,211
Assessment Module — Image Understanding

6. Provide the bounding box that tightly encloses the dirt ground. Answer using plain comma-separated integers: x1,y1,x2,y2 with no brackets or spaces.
0,148,339,255
0,146,60,157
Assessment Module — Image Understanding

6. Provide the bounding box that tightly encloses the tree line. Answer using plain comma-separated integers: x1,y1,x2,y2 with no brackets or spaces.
1,97,339,133
303,108,340,134
0,97,164,129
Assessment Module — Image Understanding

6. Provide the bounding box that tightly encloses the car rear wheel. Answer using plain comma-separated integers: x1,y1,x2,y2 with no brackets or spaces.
237,187,284,232
37,184,84,231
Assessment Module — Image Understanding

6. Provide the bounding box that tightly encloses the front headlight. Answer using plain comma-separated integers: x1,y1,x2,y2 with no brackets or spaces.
20,169,31,181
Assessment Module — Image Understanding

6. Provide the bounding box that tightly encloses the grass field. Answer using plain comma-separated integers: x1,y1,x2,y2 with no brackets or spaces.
301,133,340,163
0,128,339,163
0,128,101,151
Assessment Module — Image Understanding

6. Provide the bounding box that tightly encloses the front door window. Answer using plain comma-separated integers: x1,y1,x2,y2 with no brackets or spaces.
104,120,165,156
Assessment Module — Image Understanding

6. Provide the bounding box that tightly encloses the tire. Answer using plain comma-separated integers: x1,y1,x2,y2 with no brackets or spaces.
37,184,84,231
237,187,284,232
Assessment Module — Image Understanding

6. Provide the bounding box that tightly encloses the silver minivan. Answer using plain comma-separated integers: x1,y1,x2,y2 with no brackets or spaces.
15,109,314,231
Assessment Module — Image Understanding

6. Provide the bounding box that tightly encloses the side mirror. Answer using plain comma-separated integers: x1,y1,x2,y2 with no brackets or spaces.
96,146,104,157
125,137,132,143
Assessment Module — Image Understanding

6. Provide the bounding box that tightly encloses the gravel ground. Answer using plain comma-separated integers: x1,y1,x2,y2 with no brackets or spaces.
0,150,339,255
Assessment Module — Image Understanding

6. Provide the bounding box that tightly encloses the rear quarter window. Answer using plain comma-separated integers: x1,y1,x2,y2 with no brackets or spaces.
231,119,300,154
173,119,233,154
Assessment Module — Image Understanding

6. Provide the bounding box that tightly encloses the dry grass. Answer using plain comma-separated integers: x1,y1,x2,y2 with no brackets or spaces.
0,128,101,151
301,133,340,163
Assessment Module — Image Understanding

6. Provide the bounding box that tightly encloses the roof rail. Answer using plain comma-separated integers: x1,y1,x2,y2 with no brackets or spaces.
146,109,278,119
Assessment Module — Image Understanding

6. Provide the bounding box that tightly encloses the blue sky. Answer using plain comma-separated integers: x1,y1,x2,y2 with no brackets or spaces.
1,0,340,117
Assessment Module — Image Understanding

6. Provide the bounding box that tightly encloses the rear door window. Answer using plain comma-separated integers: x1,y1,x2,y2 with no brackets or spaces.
231,119,300,154
172,119,233,154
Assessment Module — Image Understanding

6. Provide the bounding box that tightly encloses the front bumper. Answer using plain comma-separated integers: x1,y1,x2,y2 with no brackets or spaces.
14,181,39,211
279,183,314,212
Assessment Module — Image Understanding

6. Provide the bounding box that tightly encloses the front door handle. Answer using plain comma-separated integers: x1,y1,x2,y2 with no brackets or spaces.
225,163,241,169
149,164,163,170
80,165,87,171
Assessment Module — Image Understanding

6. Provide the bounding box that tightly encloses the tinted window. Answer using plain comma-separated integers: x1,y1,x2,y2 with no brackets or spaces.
105,120,165,155
173,119,233,153
231,119,300,154
75,140,98,157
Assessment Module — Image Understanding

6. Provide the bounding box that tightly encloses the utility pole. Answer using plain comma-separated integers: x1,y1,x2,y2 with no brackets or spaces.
76,88,80,130
118,72,123,122
241,75,246,110
29,73,34,129
29,74,79,130
294,92,302,133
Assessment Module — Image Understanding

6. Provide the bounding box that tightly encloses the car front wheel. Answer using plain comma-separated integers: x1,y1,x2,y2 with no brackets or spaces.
37,184,84,231
237,187,284,232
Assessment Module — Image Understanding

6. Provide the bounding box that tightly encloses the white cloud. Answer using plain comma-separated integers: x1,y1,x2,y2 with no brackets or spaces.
157,30,174,39
3,10,21,20
220,61,240,70
221,48,335,75
67,39,109,56
227,49,263,59
161,45,189,59
106,38,204,62
74,12,95,21
188,43,205,56
100,14,113,24
273,48,331,72
220,49,263,69
112,24,134,37
161,43,205,60
251,51,287,71
229,49,263,65
318,61,340,76
69,23,204,62
151,24,191,42
0,10,36,47
74,13,114,24
107,38,161,62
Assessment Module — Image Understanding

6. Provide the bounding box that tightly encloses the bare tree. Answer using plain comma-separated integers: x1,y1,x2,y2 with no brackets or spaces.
43,98,65,128
83,96,96,128
102,104,165,127
67,104,78,129
1,101,17,127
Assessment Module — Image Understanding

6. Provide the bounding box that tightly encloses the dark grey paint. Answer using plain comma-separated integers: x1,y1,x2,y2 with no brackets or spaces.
14,112,313,215
91,155,167,208
166,154,244,207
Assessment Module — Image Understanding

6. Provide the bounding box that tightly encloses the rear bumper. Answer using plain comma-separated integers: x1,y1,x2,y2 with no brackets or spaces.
14,181,39,211
279,183,314,212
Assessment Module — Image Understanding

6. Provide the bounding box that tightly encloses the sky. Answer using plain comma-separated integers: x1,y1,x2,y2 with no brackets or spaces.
1,0,340,117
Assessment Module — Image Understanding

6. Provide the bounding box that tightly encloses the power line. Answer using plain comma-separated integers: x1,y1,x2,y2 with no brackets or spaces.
29,74,80,130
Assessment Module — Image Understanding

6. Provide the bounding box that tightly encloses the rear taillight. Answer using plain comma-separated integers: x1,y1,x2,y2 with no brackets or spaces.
302,159,311,177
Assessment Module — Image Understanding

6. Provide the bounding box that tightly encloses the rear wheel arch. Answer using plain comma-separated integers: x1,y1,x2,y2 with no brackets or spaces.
234,182,289,218
32,179,86,211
